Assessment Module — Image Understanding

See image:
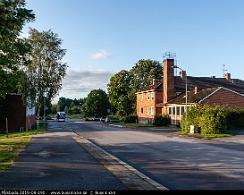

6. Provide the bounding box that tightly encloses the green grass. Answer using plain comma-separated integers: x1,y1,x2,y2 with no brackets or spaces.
0,137,31,172
0,129,46,139
112,122,156,127
178,131,234,139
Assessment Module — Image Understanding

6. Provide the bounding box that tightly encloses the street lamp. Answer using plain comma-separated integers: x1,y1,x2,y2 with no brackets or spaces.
173,66,188,131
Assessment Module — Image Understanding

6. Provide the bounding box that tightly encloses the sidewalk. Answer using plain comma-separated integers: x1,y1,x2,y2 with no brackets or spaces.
0,131,125,190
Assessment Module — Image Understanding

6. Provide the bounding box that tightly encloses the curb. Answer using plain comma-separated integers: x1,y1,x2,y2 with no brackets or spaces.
73,134,168,191
108,124,126,128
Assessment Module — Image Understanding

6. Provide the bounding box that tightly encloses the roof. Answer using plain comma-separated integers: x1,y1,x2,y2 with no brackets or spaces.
138,76,244,95
167,88,218,104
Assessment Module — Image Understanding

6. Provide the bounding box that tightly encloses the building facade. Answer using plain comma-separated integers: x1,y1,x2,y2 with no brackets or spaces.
136,57,244,124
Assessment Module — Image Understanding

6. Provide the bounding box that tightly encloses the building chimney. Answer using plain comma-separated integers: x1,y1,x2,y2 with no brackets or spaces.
179,70,186,79
194,86,200,94
163,58,175,104
152,79,155,85
224,72,231,81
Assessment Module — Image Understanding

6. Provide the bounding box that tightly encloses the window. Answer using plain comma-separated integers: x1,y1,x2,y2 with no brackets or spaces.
177,107,180,116
181,107,185,115
151,107,154,115
169,107,172,115
147,108,150,115
172,107,176,115
141,107,144,114
151,92,154,100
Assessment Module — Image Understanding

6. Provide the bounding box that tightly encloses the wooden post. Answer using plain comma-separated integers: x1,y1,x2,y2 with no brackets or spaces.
6,117,8,138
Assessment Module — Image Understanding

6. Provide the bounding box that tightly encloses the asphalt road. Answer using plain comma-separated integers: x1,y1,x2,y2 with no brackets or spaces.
0,127,125,190
55,119,244,190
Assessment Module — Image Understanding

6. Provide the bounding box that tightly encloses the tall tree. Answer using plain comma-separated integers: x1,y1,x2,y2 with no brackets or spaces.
107,70,134,117
27,29,67,116
130,59,162,91
0,0,35,97
81,89,110,118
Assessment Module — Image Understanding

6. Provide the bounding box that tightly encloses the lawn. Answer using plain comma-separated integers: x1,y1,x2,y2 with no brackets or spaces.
0,136,31,172
0,129,46,172
112,122,157,127
178,132,234,139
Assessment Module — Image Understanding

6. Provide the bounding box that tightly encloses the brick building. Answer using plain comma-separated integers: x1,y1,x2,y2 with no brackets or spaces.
136,57,244,124
0,94,36,132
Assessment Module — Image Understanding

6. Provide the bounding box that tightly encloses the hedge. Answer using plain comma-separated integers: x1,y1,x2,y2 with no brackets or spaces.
181,105,244,134
154,115,171,126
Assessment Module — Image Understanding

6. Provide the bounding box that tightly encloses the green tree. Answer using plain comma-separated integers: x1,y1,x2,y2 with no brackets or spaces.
130,59,162,91
107,70,134,118
82,89,110,118
0,0,35,98
27,29,67,116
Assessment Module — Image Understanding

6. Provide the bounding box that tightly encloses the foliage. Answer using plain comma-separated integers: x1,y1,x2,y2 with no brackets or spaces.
81,89,110,118
107,70,134,117
107,59,162,117
26,29,67,116
154,115,171,126
181,105,229,134
225,109,244,130
0,0,35,98
123,115,138,123
130,59,162,91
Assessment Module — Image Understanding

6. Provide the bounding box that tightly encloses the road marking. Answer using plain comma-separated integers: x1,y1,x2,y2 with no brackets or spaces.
73,134,168,191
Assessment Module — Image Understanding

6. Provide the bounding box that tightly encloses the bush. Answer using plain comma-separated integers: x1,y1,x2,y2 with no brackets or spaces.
180,105,243,135
154,115,171,126
226,109,244,130
123,115,138,123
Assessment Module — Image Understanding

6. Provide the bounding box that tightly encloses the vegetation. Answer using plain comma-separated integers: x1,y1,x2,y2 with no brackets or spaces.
0,0,35,98
181,105,244,135
107,59,162,117
27,29,67,117
154,115,171,126
81,89,110,118
0,137,31,172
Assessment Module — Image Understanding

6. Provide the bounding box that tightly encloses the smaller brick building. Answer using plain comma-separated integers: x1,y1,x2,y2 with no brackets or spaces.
136,57,244,124
0,94,36,132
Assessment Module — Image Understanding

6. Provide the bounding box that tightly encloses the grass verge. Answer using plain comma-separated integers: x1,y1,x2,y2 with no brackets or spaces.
0,136,31,172
0,129,46,139
178,132,233,139
111,122,163,127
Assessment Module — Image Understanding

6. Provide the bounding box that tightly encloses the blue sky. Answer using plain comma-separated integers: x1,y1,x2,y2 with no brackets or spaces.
22,0,244,101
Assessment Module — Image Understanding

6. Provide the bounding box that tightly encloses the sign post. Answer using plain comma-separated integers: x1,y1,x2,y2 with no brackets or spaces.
6,117,8,138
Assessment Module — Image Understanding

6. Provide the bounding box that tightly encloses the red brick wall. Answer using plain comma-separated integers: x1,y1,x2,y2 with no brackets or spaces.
200,88,244,109
136,90,162,122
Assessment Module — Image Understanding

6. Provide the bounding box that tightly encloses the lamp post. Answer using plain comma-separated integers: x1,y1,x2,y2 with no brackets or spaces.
173,66,188,131
43,91,48,122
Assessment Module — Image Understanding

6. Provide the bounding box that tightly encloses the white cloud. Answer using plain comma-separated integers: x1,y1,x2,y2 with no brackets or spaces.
53,69,114,102
90,49,111,60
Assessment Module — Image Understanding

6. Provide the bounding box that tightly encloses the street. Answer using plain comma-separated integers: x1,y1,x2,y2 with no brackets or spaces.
1,119,244,190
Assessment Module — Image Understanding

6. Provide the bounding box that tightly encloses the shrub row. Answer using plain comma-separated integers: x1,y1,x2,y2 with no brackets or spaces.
181,105,244,134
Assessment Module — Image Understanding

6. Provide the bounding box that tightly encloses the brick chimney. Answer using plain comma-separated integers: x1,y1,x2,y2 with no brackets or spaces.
194,86,200,94
163,58,175,104
224,72,231,81
179,70,186,79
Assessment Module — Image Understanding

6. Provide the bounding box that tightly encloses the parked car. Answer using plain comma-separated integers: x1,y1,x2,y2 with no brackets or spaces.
57,112,66,122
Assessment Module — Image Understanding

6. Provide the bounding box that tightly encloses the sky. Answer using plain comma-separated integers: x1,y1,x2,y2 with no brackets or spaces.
22,0,244,102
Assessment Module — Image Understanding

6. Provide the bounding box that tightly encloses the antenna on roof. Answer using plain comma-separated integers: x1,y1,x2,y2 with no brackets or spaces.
223,64,228,75
163,51,176,60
